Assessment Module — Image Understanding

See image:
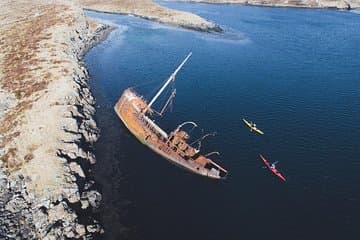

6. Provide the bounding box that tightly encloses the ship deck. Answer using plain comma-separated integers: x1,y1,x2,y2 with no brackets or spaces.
114,89,227,179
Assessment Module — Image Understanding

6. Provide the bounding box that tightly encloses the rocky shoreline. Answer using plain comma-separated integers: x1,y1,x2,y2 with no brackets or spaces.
0,0,219,238
175,0,360,10
0,1,114,239
80,0,223,32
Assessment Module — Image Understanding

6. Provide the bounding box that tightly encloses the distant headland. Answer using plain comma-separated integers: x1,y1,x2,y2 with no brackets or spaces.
173,0,360,10
80,0,223,32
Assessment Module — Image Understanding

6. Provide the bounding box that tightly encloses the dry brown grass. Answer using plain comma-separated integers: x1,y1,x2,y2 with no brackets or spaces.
2,147,34,169
80,0,176,17
0,147,19,169
0,3,79,169
0,100,32,135
1,5,68,94
24,144,38,162
81,0,154,9
24,153,34,162
0,4,70,137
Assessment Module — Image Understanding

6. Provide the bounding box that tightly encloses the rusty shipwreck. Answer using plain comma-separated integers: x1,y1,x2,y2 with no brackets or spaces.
114,53,228,179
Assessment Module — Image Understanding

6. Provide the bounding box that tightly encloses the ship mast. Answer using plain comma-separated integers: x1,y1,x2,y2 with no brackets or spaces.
145,52,192,112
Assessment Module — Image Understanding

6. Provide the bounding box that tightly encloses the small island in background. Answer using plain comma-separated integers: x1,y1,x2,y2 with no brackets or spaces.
176,0,360,10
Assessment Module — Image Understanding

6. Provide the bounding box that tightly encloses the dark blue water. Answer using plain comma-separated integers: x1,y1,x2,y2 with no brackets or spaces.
85,3,360,240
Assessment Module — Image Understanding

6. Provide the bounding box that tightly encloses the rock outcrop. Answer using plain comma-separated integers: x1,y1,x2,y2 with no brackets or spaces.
0,0,114,238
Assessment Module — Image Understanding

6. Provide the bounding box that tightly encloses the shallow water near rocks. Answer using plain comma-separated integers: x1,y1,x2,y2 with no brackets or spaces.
85,3,360,240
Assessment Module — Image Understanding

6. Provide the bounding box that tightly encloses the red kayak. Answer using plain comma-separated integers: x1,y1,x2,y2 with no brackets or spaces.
259,154,286,182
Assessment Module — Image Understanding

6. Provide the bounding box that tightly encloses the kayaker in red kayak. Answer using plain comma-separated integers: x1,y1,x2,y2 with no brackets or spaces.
259,154,286,182
270,161,279,169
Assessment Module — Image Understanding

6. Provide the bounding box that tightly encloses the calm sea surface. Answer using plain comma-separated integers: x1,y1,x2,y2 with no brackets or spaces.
85,2,360,240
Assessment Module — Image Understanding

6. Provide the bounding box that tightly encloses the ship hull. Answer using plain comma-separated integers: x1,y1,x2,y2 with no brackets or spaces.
114,89,227,179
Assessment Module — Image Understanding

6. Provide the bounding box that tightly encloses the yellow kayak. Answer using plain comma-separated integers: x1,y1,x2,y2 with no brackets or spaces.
242,118,264,135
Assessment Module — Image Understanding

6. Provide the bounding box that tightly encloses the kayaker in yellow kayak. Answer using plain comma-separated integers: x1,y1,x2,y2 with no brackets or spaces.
242,118,264,135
